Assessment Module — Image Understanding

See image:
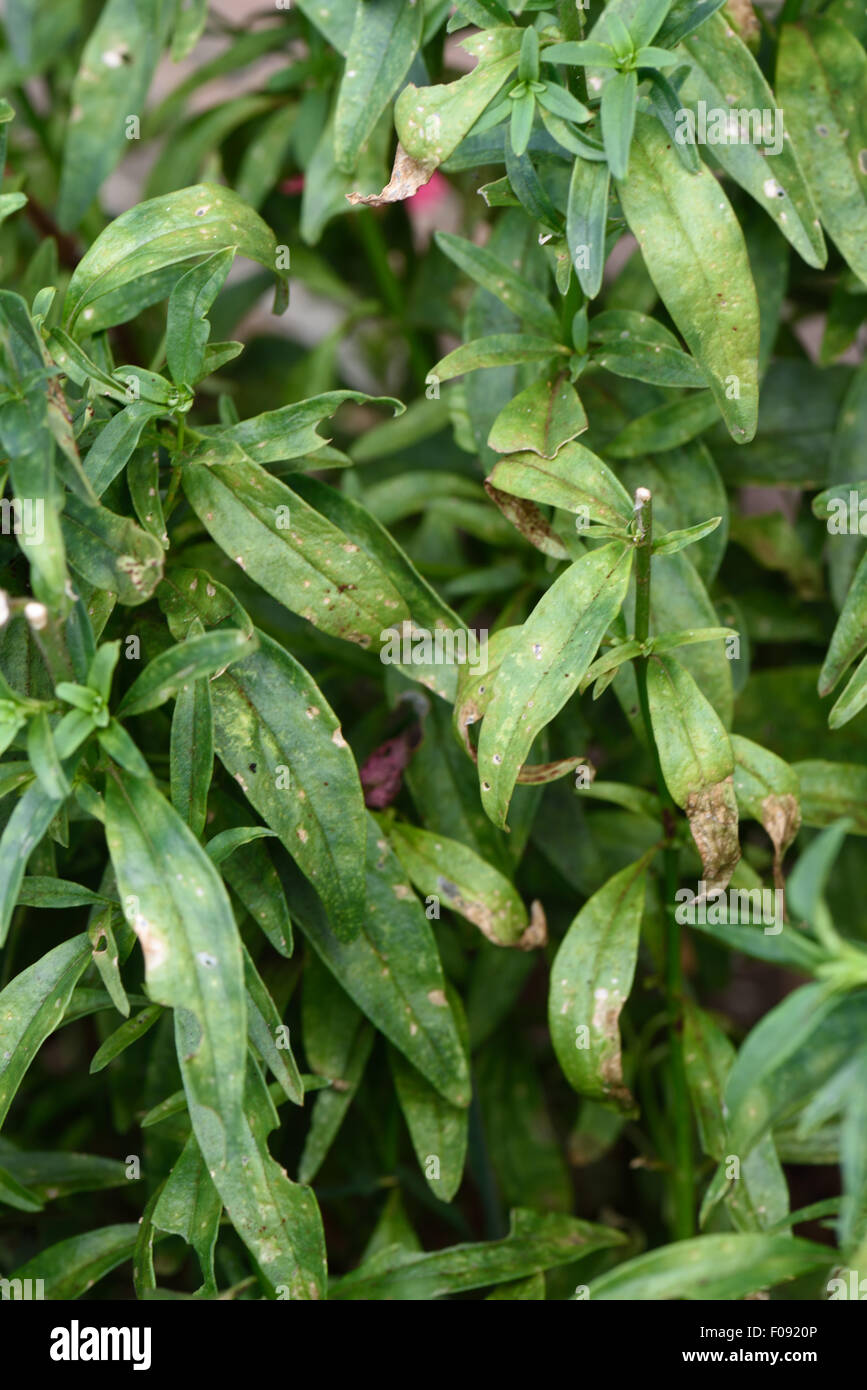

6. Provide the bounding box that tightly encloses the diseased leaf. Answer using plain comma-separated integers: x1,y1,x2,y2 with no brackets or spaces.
386,821,546,949
615,114,760,441
63,185,288,337
294,816,471,1108
549,855,650,1112
209,631,366,942
477,543,633,828
335,0,423,173
331,1208,626,1299
777,18,867,286
647,654,739,890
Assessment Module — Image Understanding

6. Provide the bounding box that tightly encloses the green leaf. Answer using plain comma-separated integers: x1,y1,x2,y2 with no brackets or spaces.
646,653,739,889
335,0,423,173
216,833,294,960
477,543,633,827
243,945,304,1106
389,986,470,1202
435,232,559,336
104,770,326,1297
731,734,801,882
777,18,867,286
10,1224,142,1299
181,448,409,650
295,815,471,1108
587,1233,830,1299
567,156,611,300
209,631,366,942
549,855,650,1112
153,1135,221,1296
386,821,542,949
299,952,374,1183
794,760,867,835
395,28,524,173
171,0,209,62
488,372,588,458
0,936,90,1127
679,11,825,269
89,1004,164,1074
433,333,566,381
62,493,164,606
600,69,637,180
27,711,69,800
590,309,708,388
117,629,257,718
63,184,288,338
615,114,759,441
819,549,867,697
171,671,214,841
486,438,633,529
606,392,721,457
57,0,170,230
332,1208,625,1299
0,781,65,944
166,248,235,389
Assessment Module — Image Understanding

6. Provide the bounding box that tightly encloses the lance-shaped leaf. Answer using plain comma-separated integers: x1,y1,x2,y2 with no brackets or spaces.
478,543,633,828
9,1224,143,1300
683,1002,789,1233
243,945,304,1106
152,1135,221,1296
819,549,867,697
171,673,213,840
182,449,409,650
615,114,759,441
299,953,374,1183
214,833,294,960
587,1233,830,1300
63,184,288,338
117,629,257,718
647,654,739,890
435,232,559,337
679,11,825,269
793,760,867,836
209,631,366,942
294,815,471,1108
484,482,570,559
731,735,801,891
777,18,867,287
488,372,588,459
549,855,650,1112
104,770,326,1297
0,781,66,944
293,474,469,702
389,986,470,1203
386,822,546,950
395,28,524,174
0,936,91,1128
166,247,235,388
331,1208,626,1300
601,68,637,180
62,494,164,607
433,334,567,381
57,0,170,230
335,0,424,173
487,439,633,530
83,401,165,498
606,392,721,457
828,655,867,730
589,309,708,389
567,156,611,300
196,390,403,466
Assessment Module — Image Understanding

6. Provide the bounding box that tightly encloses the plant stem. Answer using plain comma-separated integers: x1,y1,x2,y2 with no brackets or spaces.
355,208,429,393
632,486,694,1240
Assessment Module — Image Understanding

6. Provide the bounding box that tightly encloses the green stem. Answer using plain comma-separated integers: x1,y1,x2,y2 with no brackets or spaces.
631,486,694,1241
778,0,804,25
355,209,429,393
